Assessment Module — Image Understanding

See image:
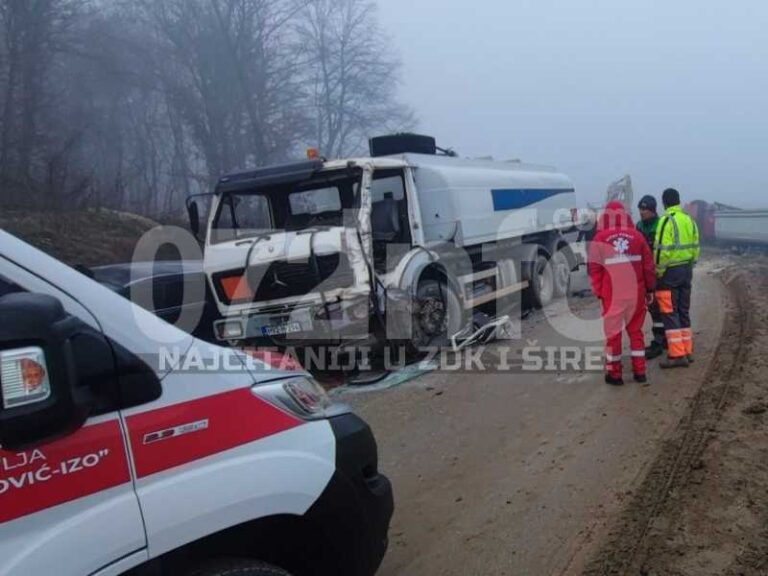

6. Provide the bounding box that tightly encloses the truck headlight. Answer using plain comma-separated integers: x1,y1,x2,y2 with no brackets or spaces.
349,299,371,321
252,376,336,420
216,320,244,340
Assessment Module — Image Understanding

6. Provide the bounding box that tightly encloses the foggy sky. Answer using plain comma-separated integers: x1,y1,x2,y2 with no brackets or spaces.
378,0,768,207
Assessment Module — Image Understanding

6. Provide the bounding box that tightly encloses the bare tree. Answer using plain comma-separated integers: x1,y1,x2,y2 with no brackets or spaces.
135,0,312,185
298,0,415,158
0,0,416,215
0,0,85,205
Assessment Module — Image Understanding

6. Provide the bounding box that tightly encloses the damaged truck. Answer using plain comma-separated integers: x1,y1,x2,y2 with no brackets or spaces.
186,134,585,352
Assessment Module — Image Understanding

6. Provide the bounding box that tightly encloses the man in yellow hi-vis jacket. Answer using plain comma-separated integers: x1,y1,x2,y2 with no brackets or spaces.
654,188,700,369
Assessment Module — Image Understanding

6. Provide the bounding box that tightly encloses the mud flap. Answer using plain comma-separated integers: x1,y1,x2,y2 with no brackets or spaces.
383,288,414,341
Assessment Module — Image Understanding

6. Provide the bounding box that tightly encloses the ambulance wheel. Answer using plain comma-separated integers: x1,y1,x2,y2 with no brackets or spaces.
189,559,293,576
410,277,463,352
527,254,554,309
552,250,571,298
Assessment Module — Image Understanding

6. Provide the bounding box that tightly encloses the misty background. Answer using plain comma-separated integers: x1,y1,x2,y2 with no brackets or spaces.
379,0,768,207
0,0,413,216
1,0,766,217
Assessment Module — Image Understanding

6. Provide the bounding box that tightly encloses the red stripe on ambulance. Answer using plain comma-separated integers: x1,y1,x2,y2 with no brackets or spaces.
126,388,302,478
0,420,130,523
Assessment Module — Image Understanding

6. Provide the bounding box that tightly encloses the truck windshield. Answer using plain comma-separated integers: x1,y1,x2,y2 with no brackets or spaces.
289,187,341,216
210,170,360,243
210,194,272,243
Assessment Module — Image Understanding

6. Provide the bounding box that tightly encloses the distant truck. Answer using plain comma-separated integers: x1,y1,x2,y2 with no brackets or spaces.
187,134,585,350
713,209,768,246
686,200,768,247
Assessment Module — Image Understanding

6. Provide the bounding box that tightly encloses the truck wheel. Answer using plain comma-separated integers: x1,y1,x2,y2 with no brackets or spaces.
188,559,293,576
527,254,554,309
410,278,463,352
551,250,571,298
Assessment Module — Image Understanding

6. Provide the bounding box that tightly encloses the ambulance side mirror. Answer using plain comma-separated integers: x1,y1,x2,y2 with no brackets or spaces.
0,293,108,450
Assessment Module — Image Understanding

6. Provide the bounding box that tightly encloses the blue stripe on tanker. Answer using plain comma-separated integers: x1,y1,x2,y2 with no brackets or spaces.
491,188,575,212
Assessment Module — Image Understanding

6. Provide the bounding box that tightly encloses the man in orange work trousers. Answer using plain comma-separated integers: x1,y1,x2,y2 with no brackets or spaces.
653,188,700,369
588,201,657,385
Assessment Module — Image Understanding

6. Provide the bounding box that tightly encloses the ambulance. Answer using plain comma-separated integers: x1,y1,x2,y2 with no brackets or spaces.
0,230,393,576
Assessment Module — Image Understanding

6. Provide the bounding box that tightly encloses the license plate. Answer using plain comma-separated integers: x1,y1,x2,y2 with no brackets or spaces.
261,321,303,337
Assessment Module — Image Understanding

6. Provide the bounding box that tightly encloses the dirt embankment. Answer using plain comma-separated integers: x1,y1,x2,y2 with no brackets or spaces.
584,255,768,575
1,209,159,267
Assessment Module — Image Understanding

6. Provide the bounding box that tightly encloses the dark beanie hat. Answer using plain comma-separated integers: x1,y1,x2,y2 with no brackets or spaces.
662,188,681,207
638,195,657,212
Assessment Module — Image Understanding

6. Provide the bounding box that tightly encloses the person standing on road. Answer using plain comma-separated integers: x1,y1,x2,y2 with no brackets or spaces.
654,188,700,369
636,195,666,359
588,201,656,386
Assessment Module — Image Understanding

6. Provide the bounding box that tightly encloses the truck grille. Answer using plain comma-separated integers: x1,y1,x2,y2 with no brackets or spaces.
246,253,355,302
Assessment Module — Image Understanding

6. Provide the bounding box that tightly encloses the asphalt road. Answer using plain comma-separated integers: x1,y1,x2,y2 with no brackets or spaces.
342,263,725,576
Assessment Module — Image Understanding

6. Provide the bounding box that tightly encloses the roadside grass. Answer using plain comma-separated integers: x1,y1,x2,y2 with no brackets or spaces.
1,208,161,267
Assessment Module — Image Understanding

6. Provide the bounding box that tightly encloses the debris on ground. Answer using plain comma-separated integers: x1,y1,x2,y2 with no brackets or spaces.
330,361,439,396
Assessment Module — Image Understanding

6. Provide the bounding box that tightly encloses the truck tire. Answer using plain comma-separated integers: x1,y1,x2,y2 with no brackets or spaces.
188,559,293,576
551,250,571,298
410,278,463,352
527,254,555,309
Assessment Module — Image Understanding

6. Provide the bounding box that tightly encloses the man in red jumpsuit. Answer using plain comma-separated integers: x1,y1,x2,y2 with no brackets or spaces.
588,201,657,385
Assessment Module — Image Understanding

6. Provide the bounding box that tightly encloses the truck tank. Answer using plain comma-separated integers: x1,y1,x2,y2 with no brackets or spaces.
397,153,576,247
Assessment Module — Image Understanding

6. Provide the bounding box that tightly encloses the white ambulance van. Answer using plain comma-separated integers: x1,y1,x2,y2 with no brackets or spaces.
0,230,392,576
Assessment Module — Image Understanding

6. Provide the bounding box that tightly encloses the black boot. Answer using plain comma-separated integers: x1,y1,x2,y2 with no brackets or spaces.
645,342,664,360
605,374,625,386
660,357,690,369
634,373,648,384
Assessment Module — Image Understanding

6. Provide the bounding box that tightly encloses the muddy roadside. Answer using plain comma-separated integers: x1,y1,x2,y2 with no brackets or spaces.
344,260,726,576
584,254,768,576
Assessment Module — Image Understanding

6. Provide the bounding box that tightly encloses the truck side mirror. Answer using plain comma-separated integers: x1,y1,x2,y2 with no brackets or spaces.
0,294,120,449
187,200,201,239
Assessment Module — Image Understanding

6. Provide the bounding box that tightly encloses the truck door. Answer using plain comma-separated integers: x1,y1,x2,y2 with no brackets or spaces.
370,169,412,272
0,266,148,576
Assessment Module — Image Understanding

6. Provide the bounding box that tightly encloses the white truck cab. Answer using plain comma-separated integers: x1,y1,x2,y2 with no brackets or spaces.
0,230,393,576
191,134,584,350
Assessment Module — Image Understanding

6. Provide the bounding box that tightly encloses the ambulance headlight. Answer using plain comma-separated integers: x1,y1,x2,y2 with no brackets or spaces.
252,376,341,420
